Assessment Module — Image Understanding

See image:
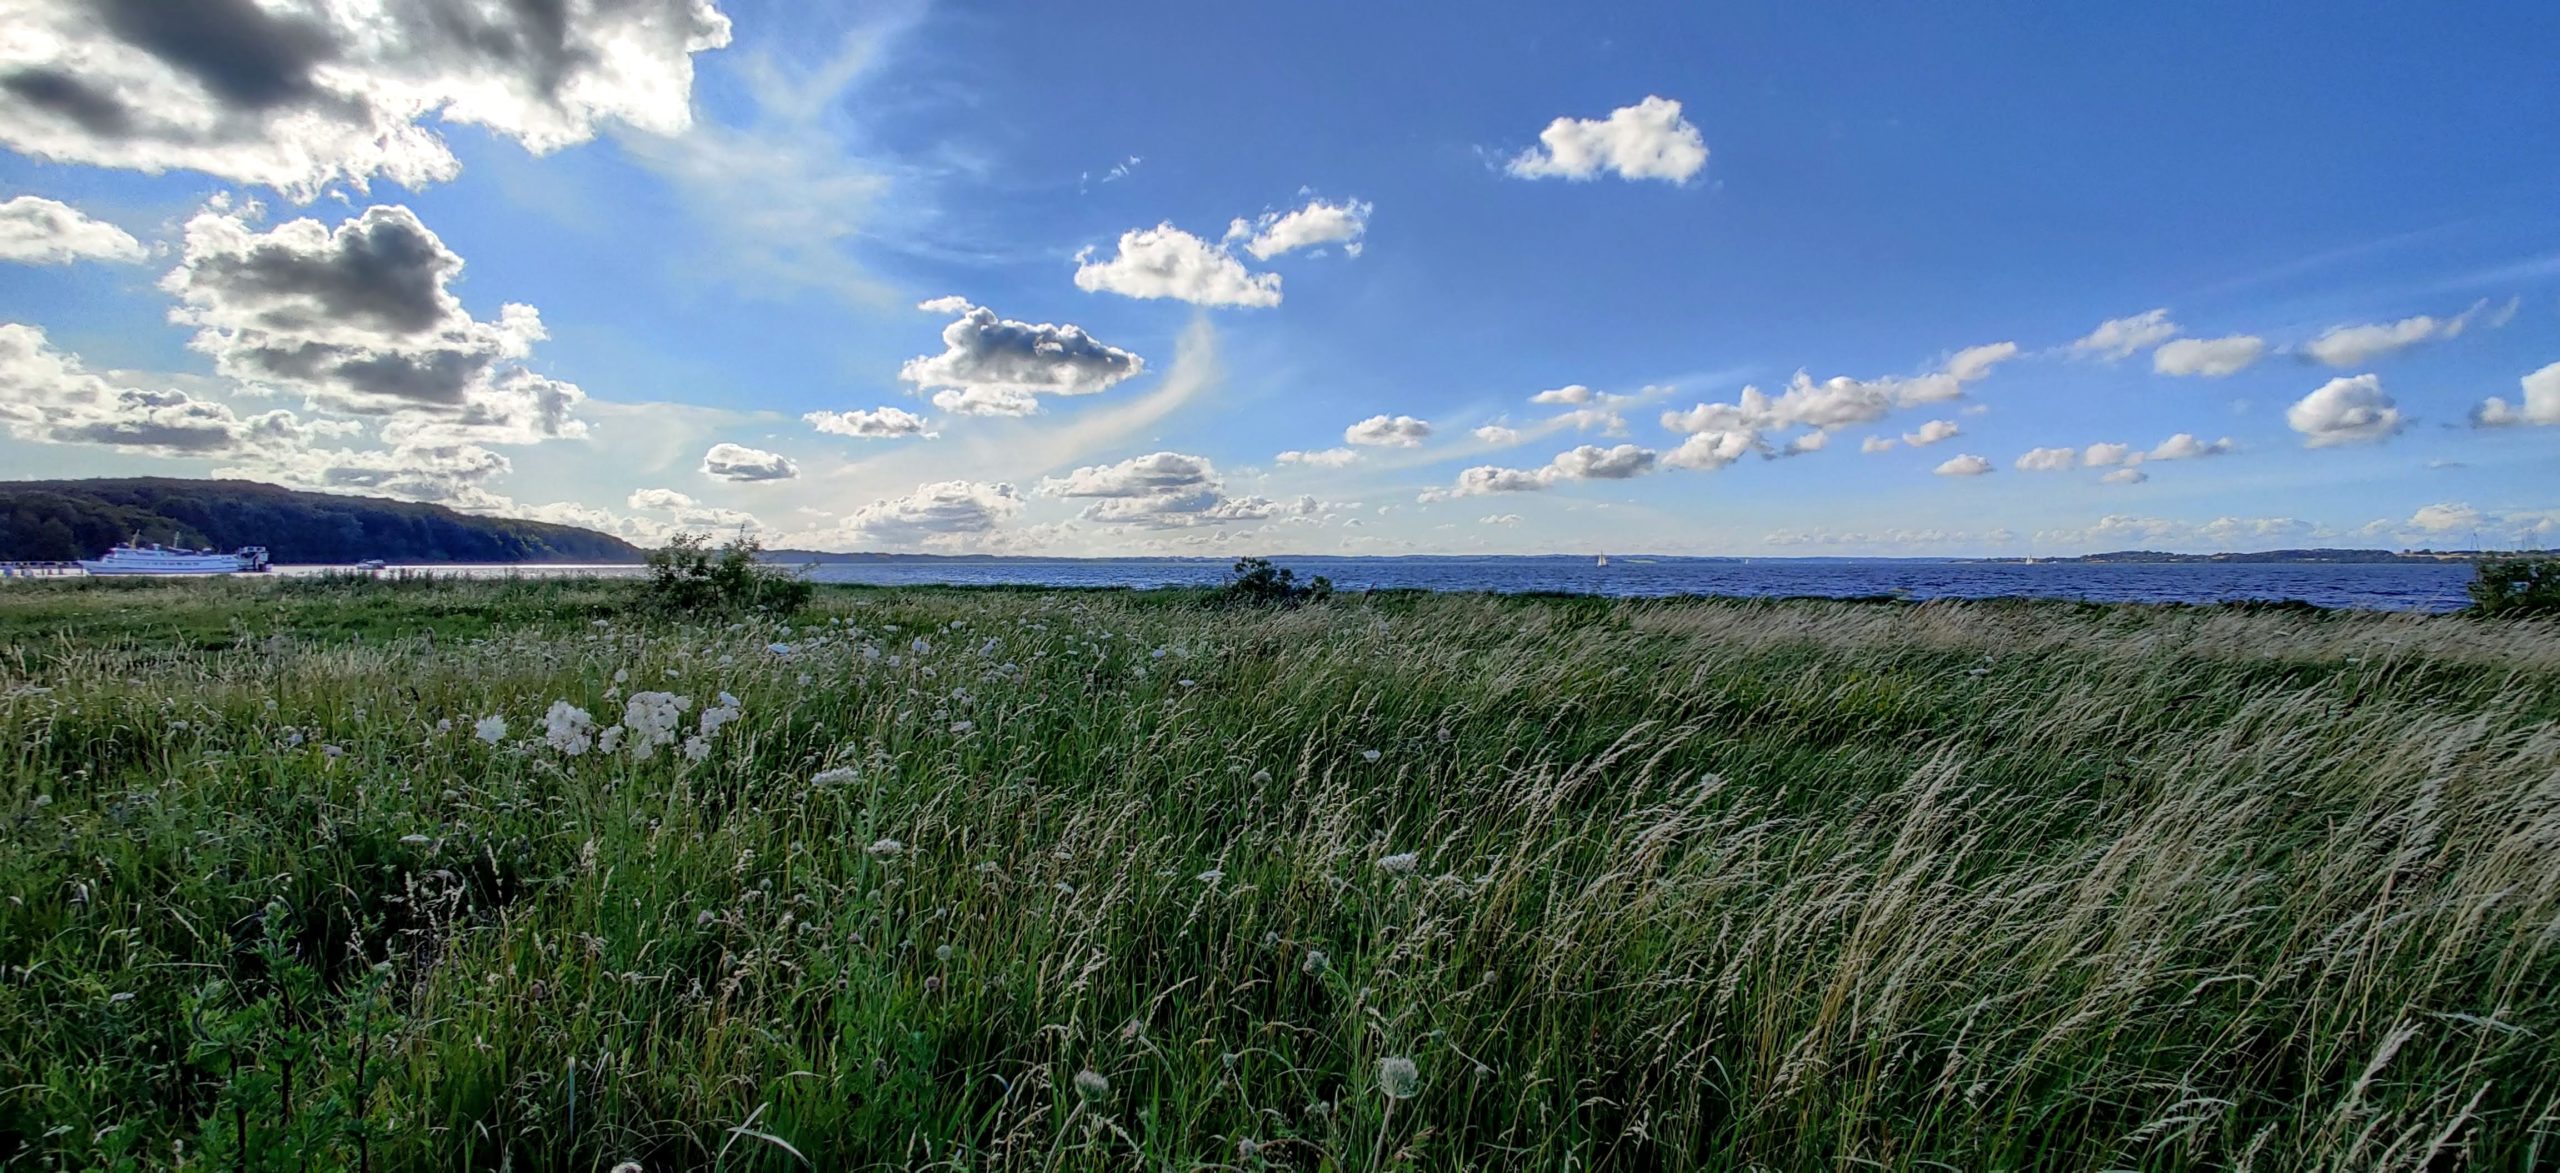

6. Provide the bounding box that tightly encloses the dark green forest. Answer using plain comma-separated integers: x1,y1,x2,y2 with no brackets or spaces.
0,479,639,564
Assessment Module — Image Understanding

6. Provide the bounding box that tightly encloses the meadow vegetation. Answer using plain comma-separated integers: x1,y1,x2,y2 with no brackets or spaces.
0,575,2554,1169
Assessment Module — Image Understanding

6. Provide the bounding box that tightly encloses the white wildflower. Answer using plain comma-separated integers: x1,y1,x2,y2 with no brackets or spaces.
621,692,691,758
1378,1056,1420,1100
950,720,975,735
867,838,905,859
812,766,860,786
543,700,595,756
681,736,710,763
475,715,508,744
1378,852,1419,875
911,637,932,656
767,642,794,656
1303,950,1330,974
698,697,741,738
1361,749,1382,763
1073,1069,1111,1103
597,726,624,754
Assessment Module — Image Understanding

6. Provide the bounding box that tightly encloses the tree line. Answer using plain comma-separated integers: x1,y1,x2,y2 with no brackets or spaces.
0,478,640,564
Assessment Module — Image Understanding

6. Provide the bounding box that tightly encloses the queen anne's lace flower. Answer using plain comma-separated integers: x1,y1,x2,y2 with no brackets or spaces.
543,701,594,756
621,692,691,759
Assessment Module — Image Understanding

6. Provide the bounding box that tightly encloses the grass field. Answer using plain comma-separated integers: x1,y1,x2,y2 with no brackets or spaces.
0,576,2554,1170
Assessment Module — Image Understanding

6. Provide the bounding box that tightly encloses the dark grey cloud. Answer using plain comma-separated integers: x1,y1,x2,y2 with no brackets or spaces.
97,0,339,111
0,0,731,197
0,322,352,460
180,205,458,336
165,204,579,441
1,71,134,136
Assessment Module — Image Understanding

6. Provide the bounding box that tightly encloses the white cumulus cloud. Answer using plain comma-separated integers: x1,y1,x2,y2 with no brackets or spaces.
1277,447,1359,467
2300,300,2494,367
1901,419,1959,447
1040,451,1310,529
805,406,934,439
2014,446,2078,472
2148,433,2234,460
1437,442,1662,497
700,441,796,482
1660,342,2016,459
2474,360,2560,427
1934,454,1994,477
2286,374,2403,446
0,195,146,264
1231,198,1371,260
1506,96,1708,184
1073,223,1280,308
2153,335,2267,377
841,480,1022,546
1344,414,1431,447
2408,502,2482,533
2070,309,2178,360
900,297,1144,417
2081,442,2136,468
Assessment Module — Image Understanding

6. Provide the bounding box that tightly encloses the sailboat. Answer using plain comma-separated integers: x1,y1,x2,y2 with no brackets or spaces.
1595,553,1609,567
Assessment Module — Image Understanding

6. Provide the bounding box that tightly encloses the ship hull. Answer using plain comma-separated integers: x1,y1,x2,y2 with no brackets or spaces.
78,561,259,575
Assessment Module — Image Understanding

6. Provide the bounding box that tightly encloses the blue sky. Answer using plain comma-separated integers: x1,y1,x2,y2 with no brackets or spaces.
0,0,2553,555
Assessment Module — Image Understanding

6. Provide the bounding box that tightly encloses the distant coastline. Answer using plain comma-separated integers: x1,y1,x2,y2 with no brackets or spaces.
764,548,2543,565
1982,548,2551,565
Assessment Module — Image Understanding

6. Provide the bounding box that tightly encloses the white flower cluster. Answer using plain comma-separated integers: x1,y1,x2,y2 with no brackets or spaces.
686,691,744,762
543,701,595,757
621,691,692,760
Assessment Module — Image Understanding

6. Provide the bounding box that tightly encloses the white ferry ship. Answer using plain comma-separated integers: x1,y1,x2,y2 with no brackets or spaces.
78,541,272,576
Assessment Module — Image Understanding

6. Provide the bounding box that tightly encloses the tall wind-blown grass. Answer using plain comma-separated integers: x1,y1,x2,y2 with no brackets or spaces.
0,579,2553,1169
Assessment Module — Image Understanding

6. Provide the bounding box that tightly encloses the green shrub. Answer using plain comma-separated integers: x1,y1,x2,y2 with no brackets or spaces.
633,531,813,617
1217,556,1333,606
2468,556,2560,617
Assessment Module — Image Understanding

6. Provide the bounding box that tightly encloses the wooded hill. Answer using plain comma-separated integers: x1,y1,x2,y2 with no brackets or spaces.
0,478,640,564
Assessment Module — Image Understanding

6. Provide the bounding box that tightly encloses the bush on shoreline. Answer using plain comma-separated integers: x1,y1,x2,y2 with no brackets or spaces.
1217,556,1333,606
2469,555,2560,616
633,531,812,617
